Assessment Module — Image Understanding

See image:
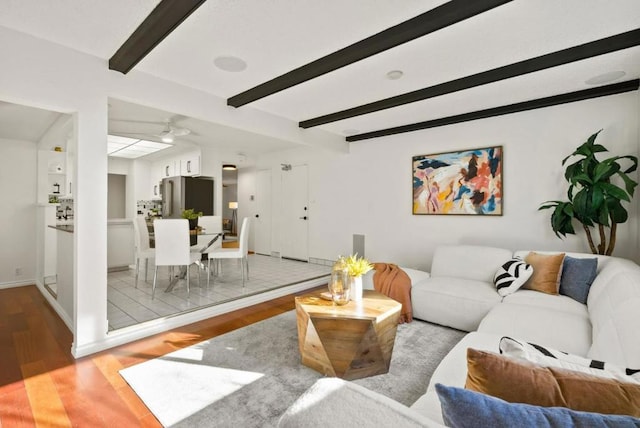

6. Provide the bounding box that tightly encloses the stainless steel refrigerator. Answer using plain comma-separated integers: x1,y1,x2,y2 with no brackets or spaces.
161,176,214,218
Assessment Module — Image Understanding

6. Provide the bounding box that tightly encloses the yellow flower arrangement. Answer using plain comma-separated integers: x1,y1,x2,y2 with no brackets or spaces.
336,253,374,277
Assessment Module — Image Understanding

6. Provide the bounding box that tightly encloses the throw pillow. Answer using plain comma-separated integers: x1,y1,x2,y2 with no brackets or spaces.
559,256,598,304
435,383,640,428
499,336,640,384
465,348,640,416
522,252,565,294
493,257,533,296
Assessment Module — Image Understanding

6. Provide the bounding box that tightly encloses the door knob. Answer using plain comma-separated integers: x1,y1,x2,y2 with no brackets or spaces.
299,216,308,220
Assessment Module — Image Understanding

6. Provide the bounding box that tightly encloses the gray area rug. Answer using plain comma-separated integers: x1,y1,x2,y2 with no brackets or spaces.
119,311,465,427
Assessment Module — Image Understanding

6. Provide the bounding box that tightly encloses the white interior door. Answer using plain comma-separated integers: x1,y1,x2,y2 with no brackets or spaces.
281,165,309,261
254,169,272,255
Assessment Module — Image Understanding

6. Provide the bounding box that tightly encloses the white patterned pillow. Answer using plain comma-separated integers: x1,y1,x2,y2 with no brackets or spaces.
493,257,533,296
499,336,640,384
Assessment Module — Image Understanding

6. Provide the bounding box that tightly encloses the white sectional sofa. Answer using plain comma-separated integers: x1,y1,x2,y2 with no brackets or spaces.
278,245,640,427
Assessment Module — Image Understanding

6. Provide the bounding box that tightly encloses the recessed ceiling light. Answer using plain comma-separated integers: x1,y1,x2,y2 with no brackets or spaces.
585,71,626,85
214,56,248,72
386,70,404,80
343,129,360,136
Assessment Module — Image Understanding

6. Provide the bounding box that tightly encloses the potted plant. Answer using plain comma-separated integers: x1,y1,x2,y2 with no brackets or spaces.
539,130,637,255
181,208,203,230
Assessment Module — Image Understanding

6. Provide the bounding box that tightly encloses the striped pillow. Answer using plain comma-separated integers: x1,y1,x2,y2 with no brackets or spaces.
499,336,640,384
493,258,533,296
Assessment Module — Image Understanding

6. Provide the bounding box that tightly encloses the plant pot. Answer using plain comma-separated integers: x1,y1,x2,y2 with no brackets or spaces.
188,218,198,230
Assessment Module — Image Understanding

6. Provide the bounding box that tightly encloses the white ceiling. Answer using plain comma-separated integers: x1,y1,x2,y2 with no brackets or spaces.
0,0,639,151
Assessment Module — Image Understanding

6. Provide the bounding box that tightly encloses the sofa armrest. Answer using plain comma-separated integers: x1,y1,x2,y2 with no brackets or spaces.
277,378,442,428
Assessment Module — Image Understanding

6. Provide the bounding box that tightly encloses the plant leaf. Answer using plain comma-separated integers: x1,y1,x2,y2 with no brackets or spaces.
617,172,638,196
602,182,630,202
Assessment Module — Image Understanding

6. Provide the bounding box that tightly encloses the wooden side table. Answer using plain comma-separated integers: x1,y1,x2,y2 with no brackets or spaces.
295,290,402,380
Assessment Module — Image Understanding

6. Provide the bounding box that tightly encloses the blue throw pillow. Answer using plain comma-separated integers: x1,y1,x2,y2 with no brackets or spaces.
435,383,640,428
559,256,598,304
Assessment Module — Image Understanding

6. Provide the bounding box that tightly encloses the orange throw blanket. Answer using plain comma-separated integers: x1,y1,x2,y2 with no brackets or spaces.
373,263,413,323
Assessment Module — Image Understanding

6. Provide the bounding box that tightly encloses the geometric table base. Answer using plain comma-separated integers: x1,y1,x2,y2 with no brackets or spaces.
295,291,401,380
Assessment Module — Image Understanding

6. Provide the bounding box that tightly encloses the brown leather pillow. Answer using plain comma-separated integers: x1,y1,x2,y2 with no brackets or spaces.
465,348,640,417
522,252,565,294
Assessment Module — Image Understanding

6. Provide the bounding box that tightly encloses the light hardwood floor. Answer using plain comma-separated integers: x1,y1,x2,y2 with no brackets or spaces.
0,284,321,426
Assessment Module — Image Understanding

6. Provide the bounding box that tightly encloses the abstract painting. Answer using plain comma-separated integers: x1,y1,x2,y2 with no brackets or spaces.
413,146,502,215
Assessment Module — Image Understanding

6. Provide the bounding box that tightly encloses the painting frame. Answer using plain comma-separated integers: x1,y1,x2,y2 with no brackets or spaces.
412,146,503,216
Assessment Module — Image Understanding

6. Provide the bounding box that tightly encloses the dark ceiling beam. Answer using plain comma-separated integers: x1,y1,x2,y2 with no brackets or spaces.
346,80,639,142
302,29,640,128
109,0,207,74
227,0,513,108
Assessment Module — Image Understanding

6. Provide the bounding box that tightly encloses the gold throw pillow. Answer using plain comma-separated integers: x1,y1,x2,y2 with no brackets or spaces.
522,252,565,294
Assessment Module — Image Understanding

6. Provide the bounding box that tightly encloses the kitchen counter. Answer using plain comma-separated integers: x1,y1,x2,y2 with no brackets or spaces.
49,224,74,233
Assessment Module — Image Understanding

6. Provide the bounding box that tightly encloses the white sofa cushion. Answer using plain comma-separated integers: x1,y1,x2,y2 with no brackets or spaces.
588,269,640,368
361,266,430,291
477,302,592,355
587,257,640,309
411,278,502,332
430,245,512,283
502,289,588,318
411,332,501,425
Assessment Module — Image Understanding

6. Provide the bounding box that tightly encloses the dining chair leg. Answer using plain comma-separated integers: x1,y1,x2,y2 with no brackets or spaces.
152,266,158,299
135,258,140,288
245,256,249,279
197,264,201,288
186,265,190,296
144,258,149,282
241,258,246,287
207,259,211,287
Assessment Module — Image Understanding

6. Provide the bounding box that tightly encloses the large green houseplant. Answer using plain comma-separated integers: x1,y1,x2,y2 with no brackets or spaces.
539,130,637,255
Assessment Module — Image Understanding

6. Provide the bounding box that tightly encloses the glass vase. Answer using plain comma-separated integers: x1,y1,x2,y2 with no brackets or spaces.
328,269,350,305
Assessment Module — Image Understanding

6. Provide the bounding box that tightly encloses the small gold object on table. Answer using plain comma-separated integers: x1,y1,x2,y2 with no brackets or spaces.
295,290,401,380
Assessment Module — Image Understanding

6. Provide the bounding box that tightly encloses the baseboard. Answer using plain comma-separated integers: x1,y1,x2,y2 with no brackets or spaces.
34,280,74,333
71,275,329,358
0,279,35,289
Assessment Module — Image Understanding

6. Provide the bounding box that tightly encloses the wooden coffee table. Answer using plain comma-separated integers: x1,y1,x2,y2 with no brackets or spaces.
295,290,402,380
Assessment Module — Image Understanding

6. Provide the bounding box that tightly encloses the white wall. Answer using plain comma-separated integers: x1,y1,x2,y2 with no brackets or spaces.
246,92,640,270
0,139,38,286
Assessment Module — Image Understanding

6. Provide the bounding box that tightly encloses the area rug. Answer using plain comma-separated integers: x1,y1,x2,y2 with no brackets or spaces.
119,311,465,427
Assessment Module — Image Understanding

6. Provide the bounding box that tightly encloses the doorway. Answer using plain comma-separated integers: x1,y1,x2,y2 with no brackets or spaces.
222,166,238,237
281,165,309,261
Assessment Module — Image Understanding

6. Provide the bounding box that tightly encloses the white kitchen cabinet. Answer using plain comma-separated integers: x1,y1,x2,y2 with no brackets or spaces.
180,154,200,176
66,151,74,197
150,165,162,200
160,160,176,178
107,220,134,270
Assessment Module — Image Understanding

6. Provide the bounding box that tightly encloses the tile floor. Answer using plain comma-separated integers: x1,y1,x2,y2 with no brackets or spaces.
107,254,332,330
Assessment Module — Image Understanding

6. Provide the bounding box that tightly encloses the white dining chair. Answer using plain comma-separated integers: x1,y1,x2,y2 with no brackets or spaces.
133,216,155,288
195,215,223,252
207,217,250,287
152,219,201,299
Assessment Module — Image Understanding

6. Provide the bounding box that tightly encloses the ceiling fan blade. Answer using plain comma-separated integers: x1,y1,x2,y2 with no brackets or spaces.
169,125,191,136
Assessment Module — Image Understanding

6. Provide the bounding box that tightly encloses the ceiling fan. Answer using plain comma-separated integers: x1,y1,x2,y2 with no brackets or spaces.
110,118,192,143
156,120,191,143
